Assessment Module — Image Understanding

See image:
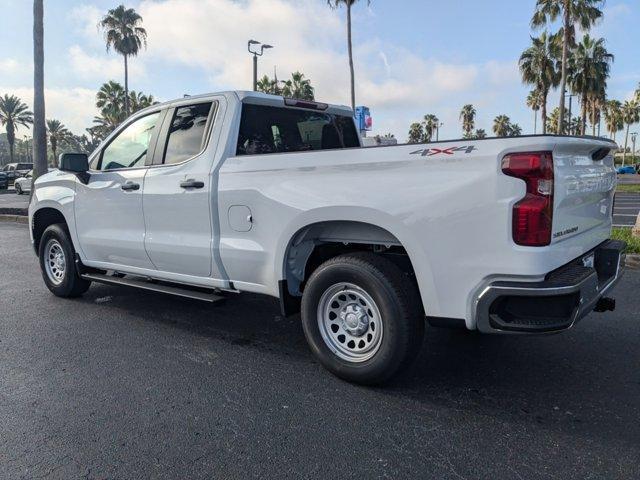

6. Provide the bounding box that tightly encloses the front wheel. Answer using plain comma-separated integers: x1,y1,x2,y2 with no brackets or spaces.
38,224,91,297
15,183,21,195
301,253,424,385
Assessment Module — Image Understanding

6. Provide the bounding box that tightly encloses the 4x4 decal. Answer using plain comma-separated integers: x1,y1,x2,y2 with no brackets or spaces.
410,145,477,156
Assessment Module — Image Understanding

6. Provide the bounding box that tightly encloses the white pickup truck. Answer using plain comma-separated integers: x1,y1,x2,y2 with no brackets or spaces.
29,91,625,384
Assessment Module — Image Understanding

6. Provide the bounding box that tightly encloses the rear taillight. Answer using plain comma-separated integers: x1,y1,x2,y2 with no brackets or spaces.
501,152,554,246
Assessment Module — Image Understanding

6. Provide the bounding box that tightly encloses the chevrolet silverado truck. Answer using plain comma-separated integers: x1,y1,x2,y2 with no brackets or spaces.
29,91,625,384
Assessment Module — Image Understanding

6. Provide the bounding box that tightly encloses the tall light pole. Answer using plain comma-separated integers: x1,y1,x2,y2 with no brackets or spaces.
436,122,443,141
248,39,273,91
632,132,638,163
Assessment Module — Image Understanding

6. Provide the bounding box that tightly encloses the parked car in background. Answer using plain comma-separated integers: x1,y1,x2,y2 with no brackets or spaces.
2,162,34,184
617,165,636,174
14,170,33,194
0,171,7,190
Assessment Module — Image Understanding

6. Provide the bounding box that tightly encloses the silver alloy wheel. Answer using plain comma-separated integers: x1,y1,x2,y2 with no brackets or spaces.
44,239,66,285
317,282,384,363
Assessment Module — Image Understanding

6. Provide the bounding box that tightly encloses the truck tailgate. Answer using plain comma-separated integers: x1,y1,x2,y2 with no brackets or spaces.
552,139,617,244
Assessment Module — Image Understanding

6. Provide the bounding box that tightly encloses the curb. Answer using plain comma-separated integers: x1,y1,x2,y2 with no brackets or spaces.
0,207,27,216
0,214,28,224
626,254,640,270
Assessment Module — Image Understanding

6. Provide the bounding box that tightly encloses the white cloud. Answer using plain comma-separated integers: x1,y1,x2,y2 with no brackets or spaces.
0,86,98,135
67,45,146,83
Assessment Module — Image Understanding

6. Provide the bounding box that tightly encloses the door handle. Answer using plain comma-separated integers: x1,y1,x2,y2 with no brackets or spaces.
121,182,140,191
180,179,205,189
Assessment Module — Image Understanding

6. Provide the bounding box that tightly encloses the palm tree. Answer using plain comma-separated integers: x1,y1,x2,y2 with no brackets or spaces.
128,90,157,112
474,129,487,139
407,123,425,144
493,115,512,137
0,94,33,164
422,114,439,142
282,71,315,100
509,124,523,137
532,0,604,134
603,100,623,141
32,0,46,181
459,104,476,138
519,32,560,135
526,89,542,134
46,119,71,167
99,5,147,117
568,35,613,135
621,100,640,165
256,75,279,95
96,80,126,122
327,0,370,111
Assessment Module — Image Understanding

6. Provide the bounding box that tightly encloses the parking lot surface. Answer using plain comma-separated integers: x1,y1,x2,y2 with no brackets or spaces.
0,188,29,213
614,192,640,227
0,222,639,479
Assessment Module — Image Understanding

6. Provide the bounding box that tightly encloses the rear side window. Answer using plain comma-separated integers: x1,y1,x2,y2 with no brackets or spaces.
163,103,213,164
236,104,360,156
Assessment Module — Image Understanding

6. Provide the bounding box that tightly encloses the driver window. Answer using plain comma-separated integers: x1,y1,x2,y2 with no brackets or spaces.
98,112,160,171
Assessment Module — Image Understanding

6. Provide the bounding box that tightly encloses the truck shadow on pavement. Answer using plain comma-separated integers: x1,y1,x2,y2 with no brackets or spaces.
79,276,640,446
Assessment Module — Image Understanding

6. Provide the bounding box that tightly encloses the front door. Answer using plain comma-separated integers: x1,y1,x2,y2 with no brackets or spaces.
75,111,163,269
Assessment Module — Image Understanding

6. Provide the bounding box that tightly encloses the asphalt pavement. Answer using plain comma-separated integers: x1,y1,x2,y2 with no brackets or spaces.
614,192,640,227
1,222,639,479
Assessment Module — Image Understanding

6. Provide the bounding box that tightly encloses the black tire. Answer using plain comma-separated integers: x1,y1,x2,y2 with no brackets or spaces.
301,252,424,385
38,224,91,298
15,183,21,195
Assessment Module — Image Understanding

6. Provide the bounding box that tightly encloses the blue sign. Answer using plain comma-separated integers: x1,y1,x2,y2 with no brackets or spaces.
355,106,372,132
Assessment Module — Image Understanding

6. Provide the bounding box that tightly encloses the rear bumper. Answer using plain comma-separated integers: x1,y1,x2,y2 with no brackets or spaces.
476,239,626,334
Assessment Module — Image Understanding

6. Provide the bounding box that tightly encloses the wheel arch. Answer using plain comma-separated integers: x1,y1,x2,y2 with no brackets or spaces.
31,206,73,255
275,207,437,317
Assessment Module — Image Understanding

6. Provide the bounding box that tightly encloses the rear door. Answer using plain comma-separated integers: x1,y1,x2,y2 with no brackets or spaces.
75,110,164,269
142,98,225,279
552,139,618,243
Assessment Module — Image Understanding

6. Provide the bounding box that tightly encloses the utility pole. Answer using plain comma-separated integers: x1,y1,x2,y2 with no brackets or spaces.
436,123,443,141
632,132,638,163
248,39,273,91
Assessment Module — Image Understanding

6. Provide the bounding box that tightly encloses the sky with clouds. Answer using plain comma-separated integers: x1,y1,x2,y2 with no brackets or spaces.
0,0,638,141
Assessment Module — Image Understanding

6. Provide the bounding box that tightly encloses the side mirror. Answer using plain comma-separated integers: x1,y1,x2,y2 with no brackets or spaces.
59,153,89,173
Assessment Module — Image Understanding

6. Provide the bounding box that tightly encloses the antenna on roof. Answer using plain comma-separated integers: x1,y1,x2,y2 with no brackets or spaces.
183,94,190,98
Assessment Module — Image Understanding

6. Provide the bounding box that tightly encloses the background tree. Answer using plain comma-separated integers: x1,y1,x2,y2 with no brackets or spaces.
0,94,33,164
407,123,425,144
603,99,623,141
256,75,280,95
569,35,613,135
128,90,157,112
327,0,370,111
546,106,570,133
509,123,523,136
422,114,439,142
282,71,315,100
493,115,512,137
100,5,147,117
519,32,560,134
474,129,487,139
32,0,46,181
621,100,640,165
46,119,71,167
531,0,604,134
526,89,542,134
459,104,476,138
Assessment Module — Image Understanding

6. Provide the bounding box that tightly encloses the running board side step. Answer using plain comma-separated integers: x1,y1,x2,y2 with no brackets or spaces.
81,273,225,303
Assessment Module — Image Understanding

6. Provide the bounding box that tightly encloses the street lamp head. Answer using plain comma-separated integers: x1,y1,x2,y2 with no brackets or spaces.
261,44,273,54
248,39,260,45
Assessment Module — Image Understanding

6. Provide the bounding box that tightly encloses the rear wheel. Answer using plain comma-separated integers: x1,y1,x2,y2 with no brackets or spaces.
301,252,424,385
38,224,91,297
15,183,21,195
